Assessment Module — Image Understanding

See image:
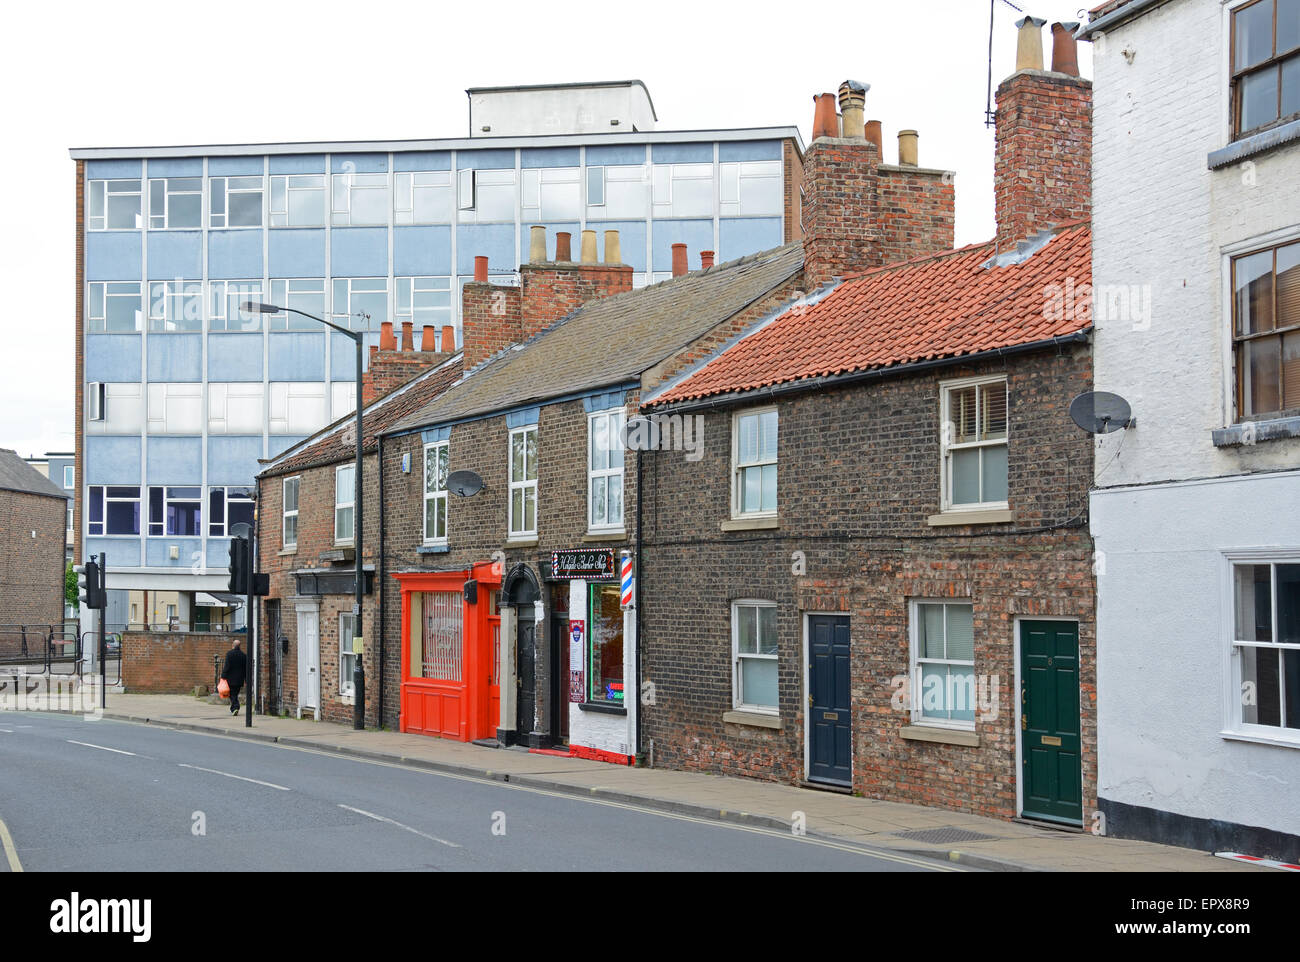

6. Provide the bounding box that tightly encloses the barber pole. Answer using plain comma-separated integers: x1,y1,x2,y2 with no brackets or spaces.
620,552,634,609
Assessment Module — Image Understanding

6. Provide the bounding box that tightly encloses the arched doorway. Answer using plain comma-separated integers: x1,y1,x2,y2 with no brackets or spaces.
503,564,540,743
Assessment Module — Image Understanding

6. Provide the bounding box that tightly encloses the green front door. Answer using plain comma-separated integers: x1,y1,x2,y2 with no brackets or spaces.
1020,620,1082,825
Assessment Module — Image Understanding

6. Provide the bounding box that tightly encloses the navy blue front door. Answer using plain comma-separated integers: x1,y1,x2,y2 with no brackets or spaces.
808,615,852,785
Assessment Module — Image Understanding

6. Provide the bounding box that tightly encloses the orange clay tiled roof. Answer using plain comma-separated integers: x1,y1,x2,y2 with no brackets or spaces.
648,222,1091,407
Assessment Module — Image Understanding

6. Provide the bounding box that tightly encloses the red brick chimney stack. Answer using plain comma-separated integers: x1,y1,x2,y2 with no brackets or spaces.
802,79,955,287
519,227,633,337
994,19,1092,250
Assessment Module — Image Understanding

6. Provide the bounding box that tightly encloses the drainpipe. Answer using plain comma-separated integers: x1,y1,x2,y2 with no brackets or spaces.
377,432,386,728
634,442,644,765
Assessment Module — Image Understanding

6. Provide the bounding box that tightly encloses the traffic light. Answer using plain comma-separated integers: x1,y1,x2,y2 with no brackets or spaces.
228,536,250,595
76,560,106,610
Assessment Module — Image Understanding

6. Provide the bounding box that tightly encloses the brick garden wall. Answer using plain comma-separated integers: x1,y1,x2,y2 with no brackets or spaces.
639,344,1097,821
122,630,236,693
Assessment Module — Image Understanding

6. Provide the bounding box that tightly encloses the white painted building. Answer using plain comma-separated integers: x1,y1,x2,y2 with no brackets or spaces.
1085,0,1300,858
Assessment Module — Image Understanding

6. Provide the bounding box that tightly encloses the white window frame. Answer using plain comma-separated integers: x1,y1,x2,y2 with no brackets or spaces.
939,374,1010,513
1221,549,1300,747
269,174,326,228
394,170,453,225
87,178,142,231
719,160,783,218
587,408,626,533
87,485,142,537
586,164,650,220
340,611,357,697
146,485,203,538
208,279,264,332
395,276,453,343
908,599,977,731
332,277,385,332
520,166,582,222
331,170,389,227
148,176,203,230
731,600,779,714
282,476,300,548
148,280,204,333
457,168,516,223
267,278,327,331
207,486,254,538
507,425,538,539
335,463,355,545
209,175,264,229
731,406,778,519
422,440,449,545
651,162,715,218
87,281,142,333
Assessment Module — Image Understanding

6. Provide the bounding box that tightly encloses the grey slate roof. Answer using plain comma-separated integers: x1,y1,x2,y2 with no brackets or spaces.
0,449,70,500
388,243,804,434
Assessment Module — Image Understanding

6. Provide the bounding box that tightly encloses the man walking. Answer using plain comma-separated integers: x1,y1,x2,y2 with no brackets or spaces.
221,638,248,715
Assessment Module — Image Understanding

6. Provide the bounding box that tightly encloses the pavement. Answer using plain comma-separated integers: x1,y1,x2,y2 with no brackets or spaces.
52,692,1268,872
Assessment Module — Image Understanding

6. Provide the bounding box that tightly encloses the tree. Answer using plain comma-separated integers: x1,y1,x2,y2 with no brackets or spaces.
65,562,78,609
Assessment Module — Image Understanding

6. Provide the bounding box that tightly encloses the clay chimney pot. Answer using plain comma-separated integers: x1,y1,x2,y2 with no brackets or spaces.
671,243,688,278
474,255,488,282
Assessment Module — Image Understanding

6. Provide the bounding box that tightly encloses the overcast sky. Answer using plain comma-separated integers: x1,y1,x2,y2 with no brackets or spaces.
0,0,1092,459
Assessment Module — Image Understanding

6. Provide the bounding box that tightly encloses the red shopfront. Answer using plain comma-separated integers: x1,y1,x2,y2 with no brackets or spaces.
395,561,501,742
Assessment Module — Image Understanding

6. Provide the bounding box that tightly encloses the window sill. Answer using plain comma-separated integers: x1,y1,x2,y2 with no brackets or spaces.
578,701,626,716
1211,415,1300,447
723,709,783,730
900,725,979,747
504,537,538,548
582,530,627,542
417,543,450,555
1207,116,1300,169
278,547,298,557
720,516,779,532
926,509,1014,527
1219,729,1300,750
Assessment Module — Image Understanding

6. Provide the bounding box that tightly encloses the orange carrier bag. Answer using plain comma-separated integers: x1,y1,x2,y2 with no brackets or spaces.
217,678,230,698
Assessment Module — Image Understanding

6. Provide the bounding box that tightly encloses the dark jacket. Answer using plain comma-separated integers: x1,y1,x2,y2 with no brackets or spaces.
221,647,247,688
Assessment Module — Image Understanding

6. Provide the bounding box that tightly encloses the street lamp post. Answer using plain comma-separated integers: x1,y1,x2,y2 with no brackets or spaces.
243,301,368,730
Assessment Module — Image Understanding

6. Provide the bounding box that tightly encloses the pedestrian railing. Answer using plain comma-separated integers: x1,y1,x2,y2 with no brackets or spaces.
0,625,79,674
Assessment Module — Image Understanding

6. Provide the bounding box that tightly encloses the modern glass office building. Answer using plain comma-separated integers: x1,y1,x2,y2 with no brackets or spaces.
70,81,804,621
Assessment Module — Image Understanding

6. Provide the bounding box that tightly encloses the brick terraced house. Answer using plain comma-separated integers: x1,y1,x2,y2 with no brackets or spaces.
255,331,460,722
0,449,71,633
373,69,964,760
636,20,1099,825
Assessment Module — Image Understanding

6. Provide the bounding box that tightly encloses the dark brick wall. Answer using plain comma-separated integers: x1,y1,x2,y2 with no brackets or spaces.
802,138,956,288
995,71,1092,248
783,139,804,244
257,451,381,724
875,166,956,268
519,262,633,337
640,344,1097,821
381,396,638,733
462,281,521,369
0,489,67,628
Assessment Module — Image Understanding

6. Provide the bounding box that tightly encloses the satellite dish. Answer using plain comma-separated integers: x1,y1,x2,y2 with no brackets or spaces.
447,470,484,497
1069,391,1135,434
